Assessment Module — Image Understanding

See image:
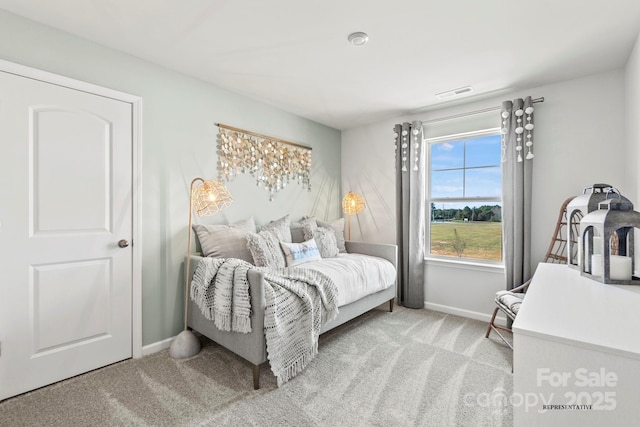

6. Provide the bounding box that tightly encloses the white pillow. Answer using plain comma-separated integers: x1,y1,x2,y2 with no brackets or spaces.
279,239,322,267
193,217,256,263
246,228,286,268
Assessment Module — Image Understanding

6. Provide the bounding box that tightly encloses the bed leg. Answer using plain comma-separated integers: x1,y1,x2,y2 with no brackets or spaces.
389,299,394,312
252,364,260,390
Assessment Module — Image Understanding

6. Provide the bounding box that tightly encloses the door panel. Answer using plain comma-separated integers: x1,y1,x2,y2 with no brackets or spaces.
0,70,132,400
31,108,112,234
31,259,111,354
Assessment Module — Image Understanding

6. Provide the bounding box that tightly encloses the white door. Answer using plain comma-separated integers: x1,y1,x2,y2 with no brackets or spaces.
0,70,133,400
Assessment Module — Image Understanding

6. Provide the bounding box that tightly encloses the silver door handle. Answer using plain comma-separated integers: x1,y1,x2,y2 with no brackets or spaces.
118,239,129,248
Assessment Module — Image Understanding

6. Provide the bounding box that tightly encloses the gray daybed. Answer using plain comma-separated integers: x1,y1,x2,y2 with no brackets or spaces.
186,240,397,389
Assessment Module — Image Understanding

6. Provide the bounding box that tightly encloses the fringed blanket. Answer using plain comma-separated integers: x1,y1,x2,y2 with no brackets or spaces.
190,258,339,386
261,267,338,385
190,258,253,333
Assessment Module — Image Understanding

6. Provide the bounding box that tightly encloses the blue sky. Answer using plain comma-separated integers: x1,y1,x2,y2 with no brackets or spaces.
430,134,501,199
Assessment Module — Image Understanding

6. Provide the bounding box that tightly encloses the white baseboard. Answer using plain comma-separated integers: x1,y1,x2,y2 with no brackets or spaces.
425,302,507,327
141,336,175,357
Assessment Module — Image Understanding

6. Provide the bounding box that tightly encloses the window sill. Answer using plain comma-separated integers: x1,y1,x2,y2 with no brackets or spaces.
424,256,505,274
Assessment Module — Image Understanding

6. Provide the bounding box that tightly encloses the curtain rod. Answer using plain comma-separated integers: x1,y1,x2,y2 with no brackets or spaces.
421,97,544,125
215,122,312,150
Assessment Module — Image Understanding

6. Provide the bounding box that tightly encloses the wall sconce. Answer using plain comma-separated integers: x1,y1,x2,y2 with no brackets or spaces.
580,197,640,285
170,178,233,359
566,184,631,269
342,191,365,240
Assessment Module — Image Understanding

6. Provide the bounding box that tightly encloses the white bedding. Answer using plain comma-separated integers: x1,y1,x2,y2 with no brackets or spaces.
297,253,396,307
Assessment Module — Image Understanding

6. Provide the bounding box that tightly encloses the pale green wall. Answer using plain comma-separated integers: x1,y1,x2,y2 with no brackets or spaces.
0,10,341,346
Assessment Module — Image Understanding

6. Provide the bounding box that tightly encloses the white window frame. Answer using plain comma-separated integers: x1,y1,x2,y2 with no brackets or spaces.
425,127,503,265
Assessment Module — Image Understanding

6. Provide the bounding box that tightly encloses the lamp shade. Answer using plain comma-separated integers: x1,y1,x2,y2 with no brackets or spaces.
192,179,233,216
342,192,365,215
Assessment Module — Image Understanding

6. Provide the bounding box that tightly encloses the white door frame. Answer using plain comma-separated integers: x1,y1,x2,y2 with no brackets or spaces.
0,58,143,358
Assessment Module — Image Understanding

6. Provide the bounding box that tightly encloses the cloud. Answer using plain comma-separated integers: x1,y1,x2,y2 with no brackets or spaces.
438,142,454,151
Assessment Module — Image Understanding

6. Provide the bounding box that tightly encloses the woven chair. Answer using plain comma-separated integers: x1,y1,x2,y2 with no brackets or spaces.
485,196,580,349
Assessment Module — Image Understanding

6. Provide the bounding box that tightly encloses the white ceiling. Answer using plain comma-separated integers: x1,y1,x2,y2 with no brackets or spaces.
1,0,640,130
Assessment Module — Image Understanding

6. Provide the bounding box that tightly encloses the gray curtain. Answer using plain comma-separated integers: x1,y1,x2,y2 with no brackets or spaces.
501,97,535,291
394,121,425,308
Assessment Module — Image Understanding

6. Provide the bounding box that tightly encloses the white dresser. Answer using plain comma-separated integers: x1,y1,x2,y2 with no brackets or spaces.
513,263,640,426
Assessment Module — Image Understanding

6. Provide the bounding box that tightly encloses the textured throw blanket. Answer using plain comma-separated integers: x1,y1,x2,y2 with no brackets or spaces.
190,258,339,386
190,258,253,333
261,267,338,385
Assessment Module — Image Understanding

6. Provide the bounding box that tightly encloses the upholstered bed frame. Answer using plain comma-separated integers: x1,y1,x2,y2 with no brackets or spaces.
186,240,397,389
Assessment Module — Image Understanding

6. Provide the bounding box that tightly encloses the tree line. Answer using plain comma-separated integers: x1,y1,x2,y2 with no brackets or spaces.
431,204,502,222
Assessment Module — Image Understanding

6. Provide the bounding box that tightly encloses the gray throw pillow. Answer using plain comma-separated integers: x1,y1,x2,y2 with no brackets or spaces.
257,214,292,243
246,229,286,268
317,218,346,253
303,225,338,258
193,217,256,263
290,217,318,243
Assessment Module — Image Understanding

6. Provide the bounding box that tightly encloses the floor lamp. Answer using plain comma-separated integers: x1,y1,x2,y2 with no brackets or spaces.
169,178,233,359
342,191,365,240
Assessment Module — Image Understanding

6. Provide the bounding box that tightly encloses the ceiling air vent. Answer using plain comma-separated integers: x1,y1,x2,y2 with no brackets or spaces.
435,86,473,100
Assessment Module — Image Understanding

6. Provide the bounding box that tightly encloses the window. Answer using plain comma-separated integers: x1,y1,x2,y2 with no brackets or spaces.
427,129,502,262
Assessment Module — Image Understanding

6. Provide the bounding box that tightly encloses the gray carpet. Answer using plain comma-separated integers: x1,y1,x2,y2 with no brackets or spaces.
0,307,513,426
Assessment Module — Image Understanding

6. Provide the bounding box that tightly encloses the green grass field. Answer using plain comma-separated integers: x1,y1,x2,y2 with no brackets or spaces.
430,221,502,261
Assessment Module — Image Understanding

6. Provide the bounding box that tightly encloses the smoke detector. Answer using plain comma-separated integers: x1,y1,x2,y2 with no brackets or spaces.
348,32,369,46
